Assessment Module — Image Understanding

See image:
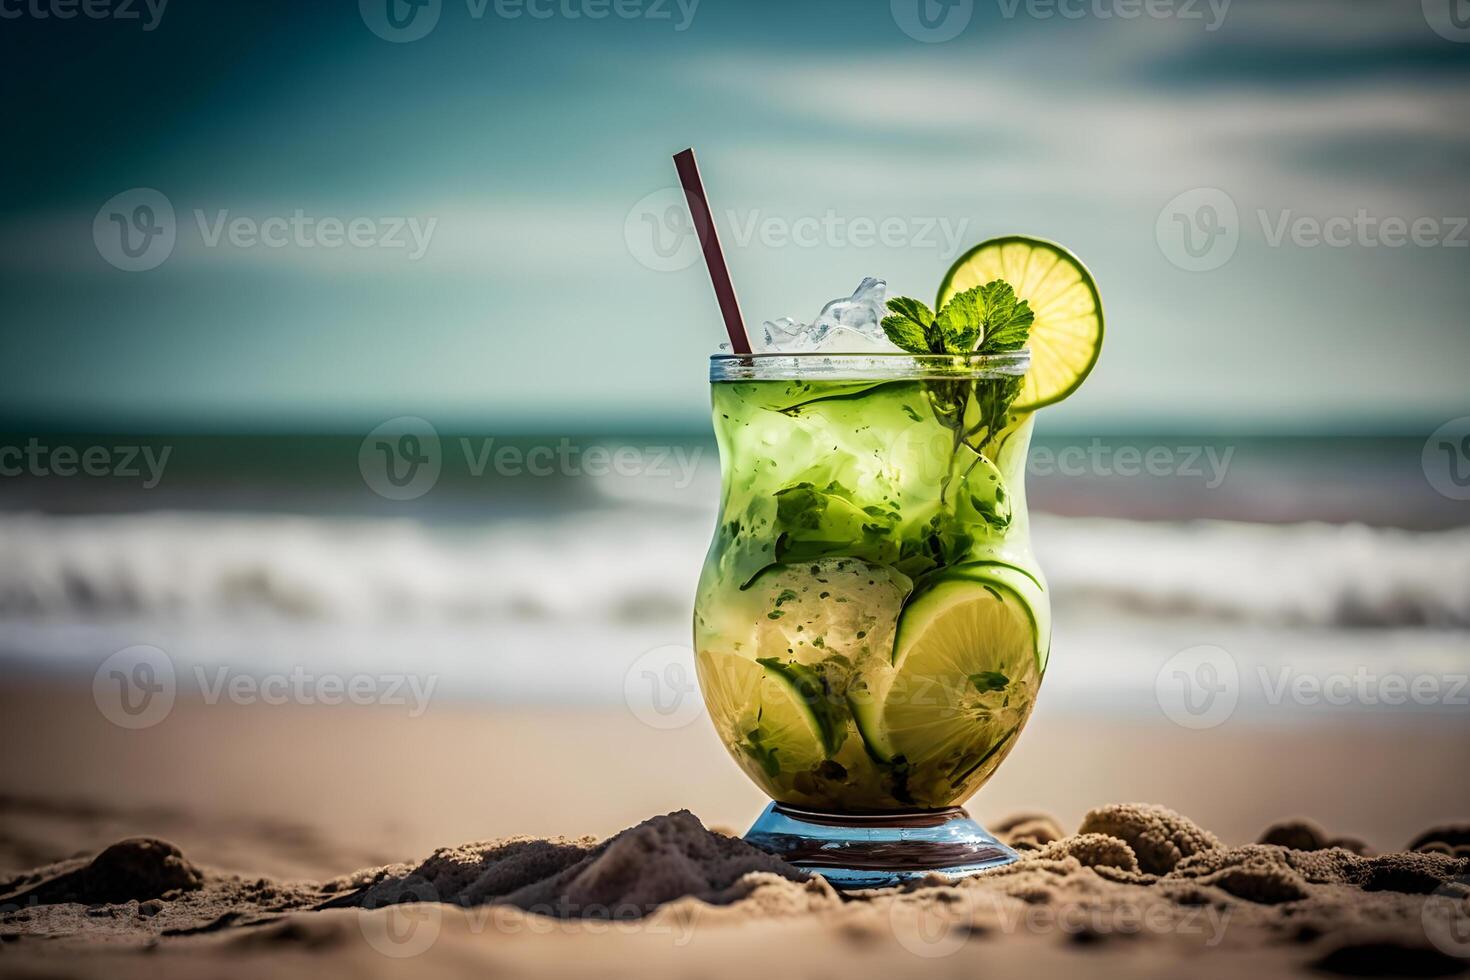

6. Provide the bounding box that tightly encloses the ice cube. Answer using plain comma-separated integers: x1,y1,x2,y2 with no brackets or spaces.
813,277,888,339
814,325,895,353
762,316,812,352
758,278,897,353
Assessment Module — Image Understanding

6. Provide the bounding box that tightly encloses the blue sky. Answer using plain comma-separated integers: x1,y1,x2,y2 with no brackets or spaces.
1,0,1467,433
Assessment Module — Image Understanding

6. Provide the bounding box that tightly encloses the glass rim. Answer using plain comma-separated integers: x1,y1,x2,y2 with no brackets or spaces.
709,350,1030,382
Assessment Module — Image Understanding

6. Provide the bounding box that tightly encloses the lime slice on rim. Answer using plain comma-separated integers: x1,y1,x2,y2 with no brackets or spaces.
938,235,1104,411
697,649,836,782
849,579,1041,796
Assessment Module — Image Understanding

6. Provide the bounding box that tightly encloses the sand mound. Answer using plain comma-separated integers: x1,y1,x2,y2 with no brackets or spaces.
1408,825,1470,859
328,811,808,917
1259,819,1372,856
1077,803,1223,874
1032,833,1141,874
2,838,202,906
992,813,1065,850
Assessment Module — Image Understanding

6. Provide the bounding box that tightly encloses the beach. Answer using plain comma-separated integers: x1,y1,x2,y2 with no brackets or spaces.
3,680,1468,977
1,436,1466,976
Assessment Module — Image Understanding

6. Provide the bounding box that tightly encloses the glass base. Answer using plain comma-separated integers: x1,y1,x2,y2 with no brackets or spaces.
743,802,1018,889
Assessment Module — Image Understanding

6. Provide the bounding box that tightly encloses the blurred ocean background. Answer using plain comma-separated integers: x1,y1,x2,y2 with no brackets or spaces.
1,431,1465,719
1,0,1466,720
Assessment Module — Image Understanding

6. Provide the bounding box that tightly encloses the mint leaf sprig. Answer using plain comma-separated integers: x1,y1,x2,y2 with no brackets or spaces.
882,279,1036,506
882,280,1034,356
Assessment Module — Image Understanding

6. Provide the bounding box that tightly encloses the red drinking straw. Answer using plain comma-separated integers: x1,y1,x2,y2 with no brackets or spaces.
673,148,751,354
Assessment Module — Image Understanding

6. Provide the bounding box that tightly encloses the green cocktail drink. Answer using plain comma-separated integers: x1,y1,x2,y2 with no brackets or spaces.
694,353,1049,811
686,232,1102,884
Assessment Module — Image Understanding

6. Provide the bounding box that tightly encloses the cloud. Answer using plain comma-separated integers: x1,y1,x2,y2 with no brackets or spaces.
688,21,1470,218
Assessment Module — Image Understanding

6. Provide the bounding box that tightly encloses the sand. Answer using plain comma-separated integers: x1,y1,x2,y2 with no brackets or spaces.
3,805,1468,979
2,680,1468,978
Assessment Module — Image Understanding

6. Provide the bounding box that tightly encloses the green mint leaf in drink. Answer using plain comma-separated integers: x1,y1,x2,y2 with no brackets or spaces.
887,278,1032,356
974,280,1035,354
880,297,935,354
933,285,985,352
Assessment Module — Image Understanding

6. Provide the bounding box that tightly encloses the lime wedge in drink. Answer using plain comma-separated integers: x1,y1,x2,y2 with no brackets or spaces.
849,579,1041,798
943,559,1052,674
938,235,1103,410
697,649,837,781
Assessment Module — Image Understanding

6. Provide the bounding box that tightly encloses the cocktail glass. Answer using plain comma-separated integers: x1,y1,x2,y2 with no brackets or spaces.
694,351,1050,887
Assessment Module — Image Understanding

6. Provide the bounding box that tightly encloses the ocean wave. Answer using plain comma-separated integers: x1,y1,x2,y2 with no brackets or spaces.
1037,517,1470,629
0,511,1465,629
